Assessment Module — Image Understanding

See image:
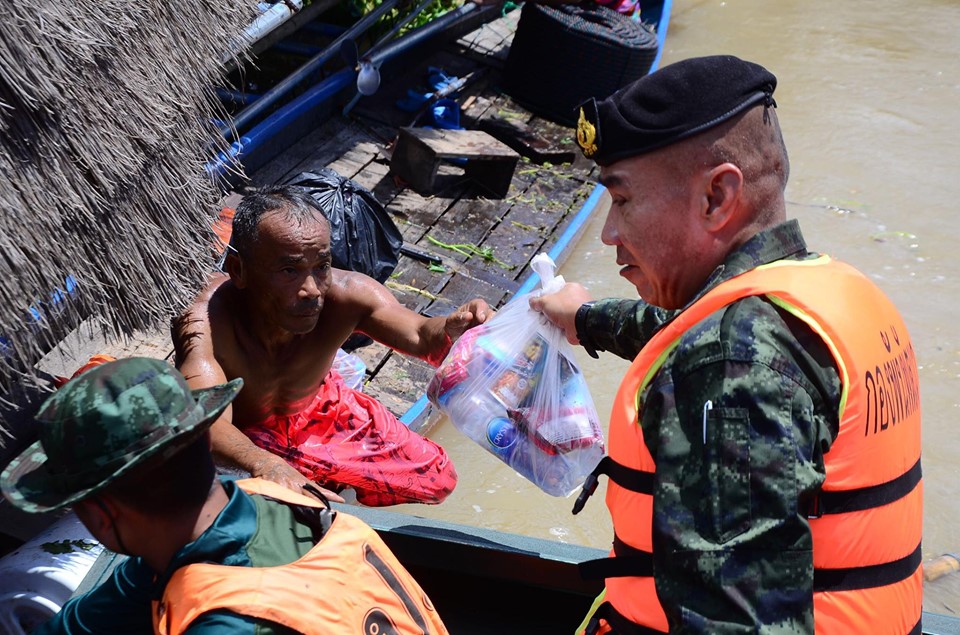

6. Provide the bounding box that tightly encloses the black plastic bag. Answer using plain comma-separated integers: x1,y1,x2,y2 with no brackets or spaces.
284,168,402,283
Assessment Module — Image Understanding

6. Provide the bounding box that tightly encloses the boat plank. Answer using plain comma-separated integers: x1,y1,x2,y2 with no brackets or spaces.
431,268,509,315
361,353,435,419
455,11,517,62
432,196,502,240
251,119,383,186
386,185,463,228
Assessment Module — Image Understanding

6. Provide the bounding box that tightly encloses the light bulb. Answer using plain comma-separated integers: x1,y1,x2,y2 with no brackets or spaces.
357,61,380,96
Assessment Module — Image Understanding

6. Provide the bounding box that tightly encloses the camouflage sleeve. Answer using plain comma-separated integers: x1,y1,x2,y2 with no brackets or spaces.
582,298,674,361
643,297,840,633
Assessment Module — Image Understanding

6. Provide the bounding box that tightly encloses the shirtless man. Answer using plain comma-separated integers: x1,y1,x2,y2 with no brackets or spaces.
173,186,491,506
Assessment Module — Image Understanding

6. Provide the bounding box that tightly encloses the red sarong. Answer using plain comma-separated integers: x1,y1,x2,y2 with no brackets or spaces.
244,370,458,506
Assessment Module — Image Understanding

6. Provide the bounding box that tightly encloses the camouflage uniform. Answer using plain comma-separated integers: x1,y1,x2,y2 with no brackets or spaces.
580,219,842,633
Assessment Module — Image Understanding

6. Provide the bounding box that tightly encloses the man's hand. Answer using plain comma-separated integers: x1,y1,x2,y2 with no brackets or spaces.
252,454,345,503
528,282,593,346
443,298,493,341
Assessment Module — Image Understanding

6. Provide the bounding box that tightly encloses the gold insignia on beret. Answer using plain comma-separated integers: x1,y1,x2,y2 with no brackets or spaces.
576,108,597,157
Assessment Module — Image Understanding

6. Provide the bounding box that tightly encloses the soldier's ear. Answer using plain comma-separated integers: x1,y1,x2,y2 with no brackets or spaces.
74,497,113,535
701,162,743,231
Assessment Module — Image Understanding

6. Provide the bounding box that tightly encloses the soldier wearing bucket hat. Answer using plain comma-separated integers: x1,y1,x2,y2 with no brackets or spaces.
1,356,242,514
4,357,450,635
530,55,923,633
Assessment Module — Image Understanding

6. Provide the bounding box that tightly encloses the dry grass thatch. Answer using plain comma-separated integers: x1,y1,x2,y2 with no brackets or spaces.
0,1,258,407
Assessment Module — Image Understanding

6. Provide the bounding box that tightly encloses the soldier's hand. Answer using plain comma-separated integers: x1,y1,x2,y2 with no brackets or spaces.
528,282,592,346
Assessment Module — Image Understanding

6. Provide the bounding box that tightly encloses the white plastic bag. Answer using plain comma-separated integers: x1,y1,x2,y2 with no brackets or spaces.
427,254,605,496
333,348,366,391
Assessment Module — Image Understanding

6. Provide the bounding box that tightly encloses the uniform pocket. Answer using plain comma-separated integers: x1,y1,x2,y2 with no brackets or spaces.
703,406,751,542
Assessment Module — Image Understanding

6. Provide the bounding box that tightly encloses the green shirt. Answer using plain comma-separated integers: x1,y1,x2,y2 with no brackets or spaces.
580,220,842,633
35,478,315,635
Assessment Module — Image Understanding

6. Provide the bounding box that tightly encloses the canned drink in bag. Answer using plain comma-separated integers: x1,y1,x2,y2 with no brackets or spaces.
489,334,547,407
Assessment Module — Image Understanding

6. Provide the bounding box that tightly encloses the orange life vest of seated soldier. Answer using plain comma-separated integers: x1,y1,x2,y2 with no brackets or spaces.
152,478,449,635
578,256,923,635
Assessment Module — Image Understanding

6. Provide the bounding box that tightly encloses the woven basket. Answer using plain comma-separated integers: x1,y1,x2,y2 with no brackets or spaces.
503,2,659,126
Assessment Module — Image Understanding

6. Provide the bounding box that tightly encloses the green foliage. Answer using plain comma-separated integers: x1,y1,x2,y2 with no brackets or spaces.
41,539,99,555
426,235,515,270
348,0,465,37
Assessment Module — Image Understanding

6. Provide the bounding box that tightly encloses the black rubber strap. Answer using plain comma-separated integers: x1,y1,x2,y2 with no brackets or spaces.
579,534,654,580
813,542,922,592
576,301,599,359
585,601,668,635
572,456,655,514
806,459,921,517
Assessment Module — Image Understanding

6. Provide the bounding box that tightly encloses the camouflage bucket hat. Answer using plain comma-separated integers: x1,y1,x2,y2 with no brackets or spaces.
0,357,243,513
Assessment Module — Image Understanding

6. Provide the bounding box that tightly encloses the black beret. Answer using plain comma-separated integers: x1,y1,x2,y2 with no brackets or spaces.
575,55,777,166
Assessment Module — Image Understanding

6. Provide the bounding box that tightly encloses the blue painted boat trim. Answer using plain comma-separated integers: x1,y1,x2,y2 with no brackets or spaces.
651,0,672,73
205,68,355,180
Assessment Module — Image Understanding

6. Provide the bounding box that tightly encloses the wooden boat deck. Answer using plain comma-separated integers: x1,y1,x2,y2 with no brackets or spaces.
148,12,601,436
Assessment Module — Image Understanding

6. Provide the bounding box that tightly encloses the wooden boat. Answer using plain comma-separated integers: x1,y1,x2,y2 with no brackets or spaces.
71,501,960,634
302,503,960,635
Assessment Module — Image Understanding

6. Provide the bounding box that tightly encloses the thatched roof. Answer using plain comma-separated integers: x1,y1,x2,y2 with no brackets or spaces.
0,1,257,402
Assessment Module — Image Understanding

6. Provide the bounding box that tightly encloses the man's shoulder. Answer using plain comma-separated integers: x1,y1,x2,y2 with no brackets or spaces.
329,268,386,296
200,272,233,303
673,295,800,366
324,269,398,318
191,275,242,325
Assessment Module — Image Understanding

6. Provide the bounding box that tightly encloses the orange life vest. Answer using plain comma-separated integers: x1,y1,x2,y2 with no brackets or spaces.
152,478,449,635
578,257,923,635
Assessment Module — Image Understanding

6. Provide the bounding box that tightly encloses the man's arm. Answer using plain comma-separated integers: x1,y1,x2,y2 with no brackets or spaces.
344,273,491,365
530,282,670,360
34,557,155,634
649,303,838,632
171,303,343,501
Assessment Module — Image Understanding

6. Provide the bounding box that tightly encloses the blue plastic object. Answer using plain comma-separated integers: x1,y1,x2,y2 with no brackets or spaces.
426,98,462,130
395,89,434,112
426,66,458,92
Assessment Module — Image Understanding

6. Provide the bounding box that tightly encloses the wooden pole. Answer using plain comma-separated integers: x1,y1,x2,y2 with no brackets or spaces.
924,553,960,582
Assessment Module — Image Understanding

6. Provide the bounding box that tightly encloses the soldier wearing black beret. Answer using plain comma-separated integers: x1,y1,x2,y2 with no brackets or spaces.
532,55,923,634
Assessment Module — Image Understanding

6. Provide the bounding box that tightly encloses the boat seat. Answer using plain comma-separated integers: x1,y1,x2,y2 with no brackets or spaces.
390,128,520,198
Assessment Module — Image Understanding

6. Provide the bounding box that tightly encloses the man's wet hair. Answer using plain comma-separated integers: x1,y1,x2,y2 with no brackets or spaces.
230,185,327,258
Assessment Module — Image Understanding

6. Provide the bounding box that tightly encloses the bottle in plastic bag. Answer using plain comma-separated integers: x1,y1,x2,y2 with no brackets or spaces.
429,252,606,497
439,385,584,496
441,387,512,456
